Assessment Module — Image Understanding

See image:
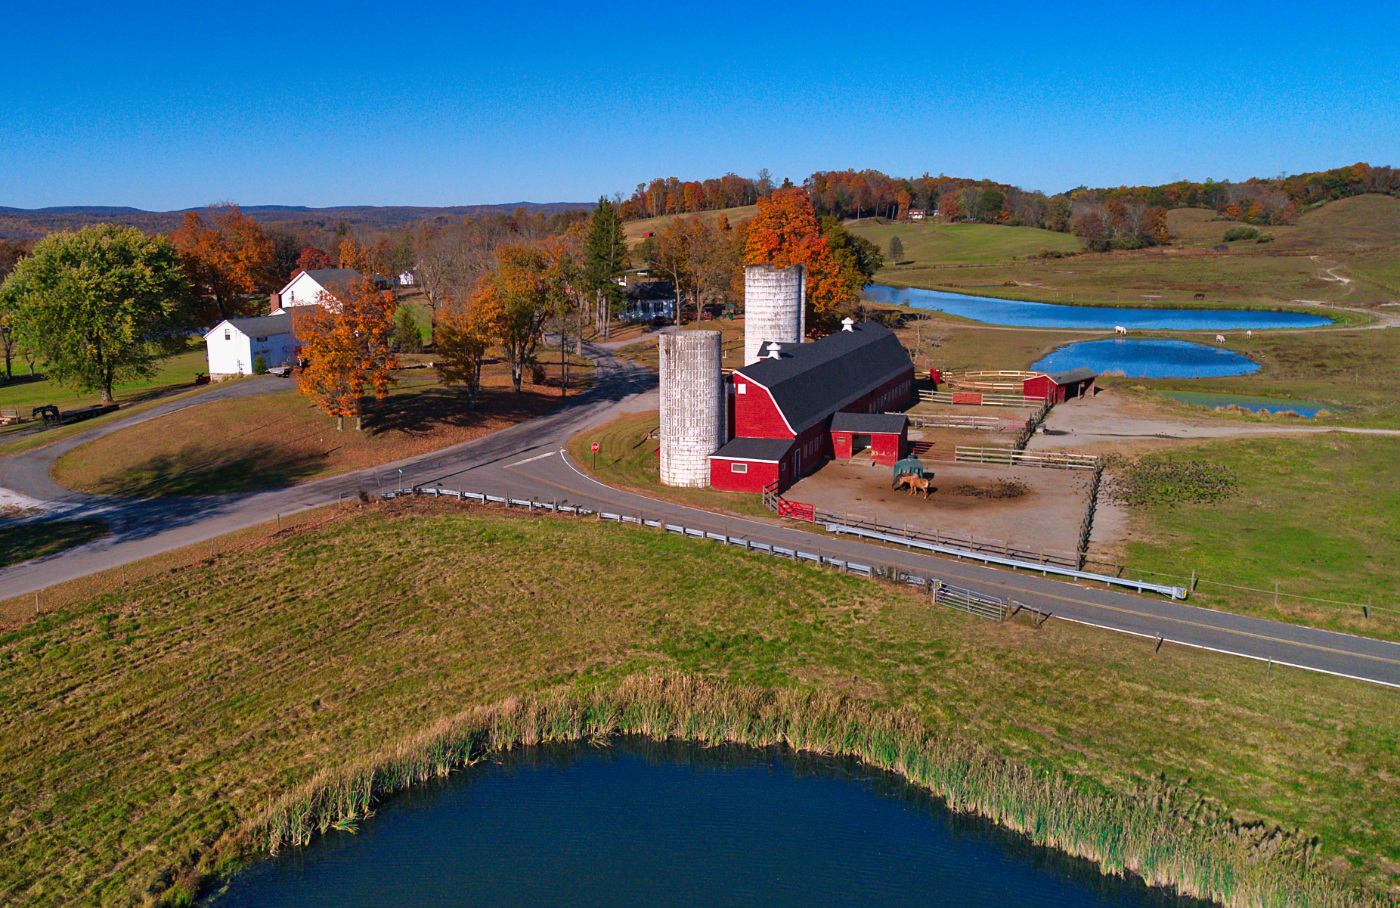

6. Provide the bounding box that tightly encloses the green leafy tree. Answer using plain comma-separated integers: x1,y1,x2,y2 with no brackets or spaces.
0,225,190,402
888,236,904,264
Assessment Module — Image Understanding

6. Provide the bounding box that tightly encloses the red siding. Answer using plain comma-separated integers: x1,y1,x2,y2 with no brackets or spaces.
1023,375,1062,402
710,457,781,493
732,380,793,438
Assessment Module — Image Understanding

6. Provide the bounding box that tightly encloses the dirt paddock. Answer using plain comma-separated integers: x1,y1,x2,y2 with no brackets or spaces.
784,457,1093,557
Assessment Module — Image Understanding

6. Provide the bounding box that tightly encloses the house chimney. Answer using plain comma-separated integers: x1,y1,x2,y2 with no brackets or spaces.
841,317,855,332
766,343,782,360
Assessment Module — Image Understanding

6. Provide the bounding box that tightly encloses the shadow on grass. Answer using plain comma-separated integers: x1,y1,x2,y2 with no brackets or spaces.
365,386,556,437
0,519,109,568
89,443,327,498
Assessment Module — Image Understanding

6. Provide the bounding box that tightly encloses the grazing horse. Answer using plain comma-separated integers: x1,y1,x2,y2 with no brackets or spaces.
1246,329,1253,339
1216,334,1226,344
1193,292,1206,300
1114,325,1128,335
893,473,915,493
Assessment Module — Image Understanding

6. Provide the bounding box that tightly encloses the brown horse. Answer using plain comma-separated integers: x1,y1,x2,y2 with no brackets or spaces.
904,475,934,498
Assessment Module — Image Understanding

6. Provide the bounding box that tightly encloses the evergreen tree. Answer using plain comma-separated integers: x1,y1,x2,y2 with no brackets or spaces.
888,236,904,264
581,198,628,339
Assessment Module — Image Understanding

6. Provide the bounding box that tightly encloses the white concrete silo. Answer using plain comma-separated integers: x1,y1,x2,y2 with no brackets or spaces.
743,264,805,366
659,330,724,487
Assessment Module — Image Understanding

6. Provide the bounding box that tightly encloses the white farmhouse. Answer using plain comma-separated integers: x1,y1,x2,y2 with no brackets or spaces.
398,270,416,286
275,268,362,311
203,312,298,380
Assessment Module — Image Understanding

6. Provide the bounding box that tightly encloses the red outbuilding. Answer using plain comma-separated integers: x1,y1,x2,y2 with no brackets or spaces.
709,321,914,493
830,412,908,465
1022,367,1097,403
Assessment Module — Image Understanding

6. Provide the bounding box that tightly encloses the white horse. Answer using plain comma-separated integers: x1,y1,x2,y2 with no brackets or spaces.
1114,325,1128,335
1246,329,1253,339
1216,334,1226,344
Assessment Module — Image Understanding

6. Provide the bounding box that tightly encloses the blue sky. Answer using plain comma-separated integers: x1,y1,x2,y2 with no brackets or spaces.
2,0,1395,210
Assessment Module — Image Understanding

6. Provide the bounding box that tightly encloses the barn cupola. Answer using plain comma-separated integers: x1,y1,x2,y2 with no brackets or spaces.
766,343,783,360
841,317,855,332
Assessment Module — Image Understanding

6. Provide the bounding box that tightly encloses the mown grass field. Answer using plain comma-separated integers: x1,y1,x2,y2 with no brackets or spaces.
565,410,772,519
0,343,214,449
1114,433,1400,639
51,350,593,497
0,518,108,569
851,219,1083,264
0,500,1396,907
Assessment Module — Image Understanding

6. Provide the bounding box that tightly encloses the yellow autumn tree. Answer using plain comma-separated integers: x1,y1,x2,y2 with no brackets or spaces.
435,276,503,410
743,187,854,333
292,277,399,430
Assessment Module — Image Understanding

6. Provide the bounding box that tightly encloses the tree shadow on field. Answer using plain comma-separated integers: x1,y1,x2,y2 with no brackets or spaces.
0,518,109,568
89,442,326,498
364,386,554,437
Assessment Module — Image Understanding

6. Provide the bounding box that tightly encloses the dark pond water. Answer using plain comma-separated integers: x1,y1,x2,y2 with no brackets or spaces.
1033,339,1260,378
1160,391,1334,417
864,285,1332,330
204,740,1208,908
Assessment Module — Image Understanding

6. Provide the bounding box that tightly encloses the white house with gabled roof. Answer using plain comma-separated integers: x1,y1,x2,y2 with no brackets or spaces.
203,312,298,379
274,267,362,311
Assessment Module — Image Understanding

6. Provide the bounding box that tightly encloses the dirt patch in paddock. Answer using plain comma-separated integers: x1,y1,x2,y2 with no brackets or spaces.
784,458,1091,558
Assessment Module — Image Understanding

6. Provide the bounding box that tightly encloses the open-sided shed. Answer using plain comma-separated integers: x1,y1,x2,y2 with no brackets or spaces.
830,412,908,465
1023,367,1097,403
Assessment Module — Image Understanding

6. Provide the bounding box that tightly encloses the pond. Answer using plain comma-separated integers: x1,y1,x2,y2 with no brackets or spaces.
864,286,1332,330
1033,339,1260,379
1159,391,1336,417
203,740,1207,908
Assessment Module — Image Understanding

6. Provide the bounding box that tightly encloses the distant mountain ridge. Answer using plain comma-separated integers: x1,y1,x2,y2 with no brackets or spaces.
0,201,595,241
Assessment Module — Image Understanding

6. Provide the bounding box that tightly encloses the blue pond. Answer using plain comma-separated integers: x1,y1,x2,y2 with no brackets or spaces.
203,740,1206,908
1033,339,1260,379
864,285,1332,330
1160,391,1334,417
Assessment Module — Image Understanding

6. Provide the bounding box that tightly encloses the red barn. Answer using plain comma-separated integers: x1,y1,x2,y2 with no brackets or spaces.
709,322,914,493
1023,367,1097,403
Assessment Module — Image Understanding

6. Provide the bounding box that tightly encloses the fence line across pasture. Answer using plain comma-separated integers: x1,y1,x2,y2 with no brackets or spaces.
388,486,1013,622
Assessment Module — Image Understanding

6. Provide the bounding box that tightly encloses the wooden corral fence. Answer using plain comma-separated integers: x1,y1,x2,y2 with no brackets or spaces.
941,370,1042,393
907,414,1004,431
925,445,1099,471
1076,460,1106,569
920,389,1037,408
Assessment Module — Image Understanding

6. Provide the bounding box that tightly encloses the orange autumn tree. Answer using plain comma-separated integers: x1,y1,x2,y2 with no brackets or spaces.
171,205,276,323
743,187,854,333
292,277,399,431
434,276,503,410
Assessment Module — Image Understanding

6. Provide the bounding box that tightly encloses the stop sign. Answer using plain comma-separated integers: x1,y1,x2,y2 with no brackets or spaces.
590,442,599,452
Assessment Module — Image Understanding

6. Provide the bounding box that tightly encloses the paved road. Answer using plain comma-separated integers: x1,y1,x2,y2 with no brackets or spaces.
3,344,1399,689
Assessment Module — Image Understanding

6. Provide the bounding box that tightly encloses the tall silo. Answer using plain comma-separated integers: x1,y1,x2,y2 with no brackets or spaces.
659,330,724,488
743,263,805,366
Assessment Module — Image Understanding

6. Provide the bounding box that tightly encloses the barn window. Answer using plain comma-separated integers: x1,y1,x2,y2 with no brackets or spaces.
736,383,746,394
731,462,748,473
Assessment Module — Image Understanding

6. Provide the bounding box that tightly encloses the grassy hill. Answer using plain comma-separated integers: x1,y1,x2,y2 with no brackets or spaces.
852,196,1400,309
623,205,758,246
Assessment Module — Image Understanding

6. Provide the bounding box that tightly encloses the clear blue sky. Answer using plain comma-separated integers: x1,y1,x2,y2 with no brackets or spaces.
2,0,1395,210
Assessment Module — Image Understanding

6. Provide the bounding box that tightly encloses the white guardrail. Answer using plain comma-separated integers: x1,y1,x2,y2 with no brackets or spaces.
824,522,1189,600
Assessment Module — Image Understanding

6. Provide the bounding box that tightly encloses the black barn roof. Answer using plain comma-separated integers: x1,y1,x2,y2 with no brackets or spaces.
831,411,908,435
737,323,912,434
710,437,794,463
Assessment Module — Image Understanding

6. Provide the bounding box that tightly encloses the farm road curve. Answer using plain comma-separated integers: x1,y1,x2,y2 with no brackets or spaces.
2,342,1399,689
